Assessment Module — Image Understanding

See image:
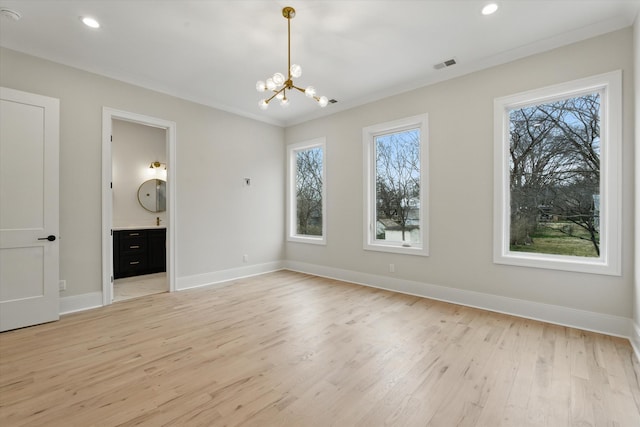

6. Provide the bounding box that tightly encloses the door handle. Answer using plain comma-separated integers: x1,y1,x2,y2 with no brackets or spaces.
38,235,56,242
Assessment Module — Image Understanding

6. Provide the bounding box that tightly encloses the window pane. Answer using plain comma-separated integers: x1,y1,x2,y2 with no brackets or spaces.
295,147,323,236
375,128,421,245
508,93,600,258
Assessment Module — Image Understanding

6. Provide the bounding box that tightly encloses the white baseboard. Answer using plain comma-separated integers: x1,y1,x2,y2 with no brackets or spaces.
58,262,285,315
284,260,632,339
60,291,103,315
631,322,640,363
176,261,285,291
58,261,634,348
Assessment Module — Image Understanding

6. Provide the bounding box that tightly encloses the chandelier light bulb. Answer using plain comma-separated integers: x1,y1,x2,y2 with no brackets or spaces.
256,7,330,111
305,86,316,98
266,78,276,90
273,72,285,86
290,64,302,78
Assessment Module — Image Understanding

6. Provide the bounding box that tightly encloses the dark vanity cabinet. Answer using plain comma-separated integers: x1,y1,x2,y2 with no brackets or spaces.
113,228,166,279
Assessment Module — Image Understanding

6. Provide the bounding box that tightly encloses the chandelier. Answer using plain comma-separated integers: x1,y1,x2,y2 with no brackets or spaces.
256,6,328,110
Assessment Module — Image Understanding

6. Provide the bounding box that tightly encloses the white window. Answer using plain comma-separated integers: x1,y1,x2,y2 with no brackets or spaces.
493,71,621,275
363,114,429,256
287,138,326,244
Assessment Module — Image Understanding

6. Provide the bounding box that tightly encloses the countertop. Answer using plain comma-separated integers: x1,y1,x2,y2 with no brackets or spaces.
113,225,167,231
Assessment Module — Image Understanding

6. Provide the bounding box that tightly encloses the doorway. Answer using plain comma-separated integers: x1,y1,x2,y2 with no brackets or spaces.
102,108,176,305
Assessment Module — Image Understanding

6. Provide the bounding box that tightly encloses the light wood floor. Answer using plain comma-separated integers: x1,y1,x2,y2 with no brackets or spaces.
113,272,167,302
1,270,639,426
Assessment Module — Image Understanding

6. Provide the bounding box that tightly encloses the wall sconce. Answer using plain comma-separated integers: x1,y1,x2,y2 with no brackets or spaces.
149,161,166,170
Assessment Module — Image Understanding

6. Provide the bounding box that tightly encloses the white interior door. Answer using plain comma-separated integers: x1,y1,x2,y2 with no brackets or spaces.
0,87,60,332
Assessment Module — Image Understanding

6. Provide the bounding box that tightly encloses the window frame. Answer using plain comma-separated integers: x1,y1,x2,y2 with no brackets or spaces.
287,137,327,245
363,114,429,256
493,71,622,275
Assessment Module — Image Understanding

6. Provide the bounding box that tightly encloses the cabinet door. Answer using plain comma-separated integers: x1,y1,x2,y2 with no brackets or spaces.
147,229,166,273
113,231,121,278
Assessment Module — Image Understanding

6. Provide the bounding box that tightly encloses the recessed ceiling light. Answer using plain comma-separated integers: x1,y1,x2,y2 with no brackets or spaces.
481,3,499,15
81,16,100,29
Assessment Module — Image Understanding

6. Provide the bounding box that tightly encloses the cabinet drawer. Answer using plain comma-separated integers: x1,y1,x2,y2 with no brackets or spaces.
119,254,148,274
119,233,145,244
119,239,146,254
119,231,146,254
119,230,146,240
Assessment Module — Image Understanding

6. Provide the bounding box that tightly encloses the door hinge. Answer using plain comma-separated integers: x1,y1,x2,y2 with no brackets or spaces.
110,229,113,236
110,135,113,142
111,275,114,283
110,182,112,189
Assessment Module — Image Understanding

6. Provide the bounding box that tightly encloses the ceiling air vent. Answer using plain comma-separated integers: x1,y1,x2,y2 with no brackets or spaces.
434,58,457,70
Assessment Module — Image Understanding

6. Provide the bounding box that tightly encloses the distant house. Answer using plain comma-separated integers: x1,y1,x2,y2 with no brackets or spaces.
376,218,421,244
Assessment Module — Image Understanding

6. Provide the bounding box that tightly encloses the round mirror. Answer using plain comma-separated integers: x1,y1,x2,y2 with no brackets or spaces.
137,179,166,212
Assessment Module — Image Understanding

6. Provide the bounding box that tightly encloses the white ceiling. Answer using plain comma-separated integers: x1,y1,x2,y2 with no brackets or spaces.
0,0,638,127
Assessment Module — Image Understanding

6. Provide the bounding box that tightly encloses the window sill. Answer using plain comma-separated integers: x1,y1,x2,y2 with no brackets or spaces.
494,251,620,276
364,243,428,256
288,236,326,245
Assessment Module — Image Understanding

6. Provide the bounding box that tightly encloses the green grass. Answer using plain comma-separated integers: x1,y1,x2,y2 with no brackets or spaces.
510,222,599,258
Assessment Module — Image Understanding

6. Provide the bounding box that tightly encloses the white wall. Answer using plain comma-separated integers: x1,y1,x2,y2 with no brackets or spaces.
112,119,167,228
0,26,636,339
0,47,285,298
285,29,635,328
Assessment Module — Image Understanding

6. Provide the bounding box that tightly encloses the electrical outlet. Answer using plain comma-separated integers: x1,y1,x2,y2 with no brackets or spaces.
59,280,66,291
243,254,249,263
389,264,395,273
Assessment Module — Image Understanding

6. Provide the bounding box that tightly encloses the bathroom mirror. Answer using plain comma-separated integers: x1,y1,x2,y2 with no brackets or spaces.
138,179,166,212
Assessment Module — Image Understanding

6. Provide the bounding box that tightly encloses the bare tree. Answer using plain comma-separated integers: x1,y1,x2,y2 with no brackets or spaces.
375,130,420,242
296,147,323,235
509,93,600,255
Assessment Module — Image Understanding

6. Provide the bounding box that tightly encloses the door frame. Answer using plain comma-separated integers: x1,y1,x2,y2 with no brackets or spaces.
101,107,176,305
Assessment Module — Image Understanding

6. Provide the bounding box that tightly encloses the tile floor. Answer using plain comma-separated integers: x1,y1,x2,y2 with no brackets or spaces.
113,272,167,302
